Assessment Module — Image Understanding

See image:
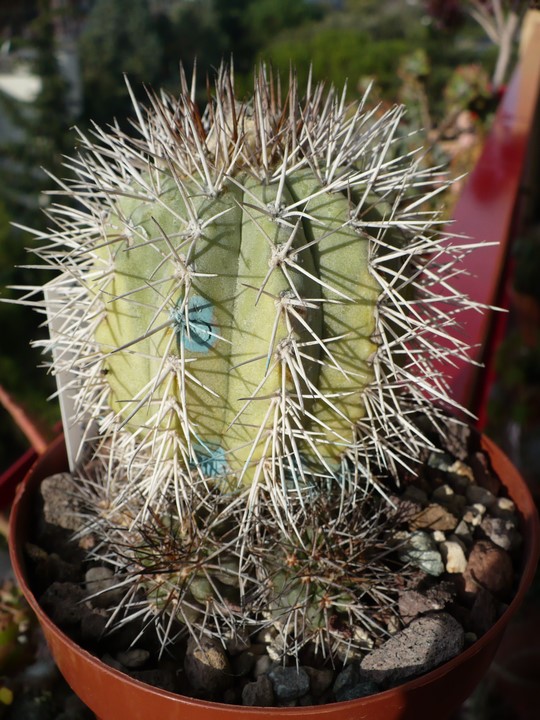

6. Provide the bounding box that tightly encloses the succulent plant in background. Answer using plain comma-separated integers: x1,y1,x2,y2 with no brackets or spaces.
19,65,485,662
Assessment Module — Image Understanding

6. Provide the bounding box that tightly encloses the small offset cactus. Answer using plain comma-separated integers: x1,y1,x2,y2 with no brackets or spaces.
84,462,411,659
23,65,484,658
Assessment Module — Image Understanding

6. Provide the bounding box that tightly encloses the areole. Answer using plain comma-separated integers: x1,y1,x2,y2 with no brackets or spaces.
9,432,540,720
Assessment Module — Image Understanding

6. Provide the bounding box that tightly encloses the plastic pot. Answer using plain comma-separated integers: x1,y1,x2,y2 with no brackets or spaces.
8,433,540,720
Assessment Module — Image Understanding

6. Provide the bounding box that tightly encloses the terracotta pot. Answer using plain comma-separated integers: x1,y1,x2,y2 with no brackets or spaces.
8,434,540,720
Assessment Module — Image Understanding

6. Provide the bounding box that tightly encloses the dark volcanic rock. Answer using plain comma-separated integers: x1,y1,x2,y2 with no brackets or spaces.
40,582,86,629
242,675,275,706
360,613,465,686
333,661,379,702
463,540,513,599
184,637,233,699
268,666,310,701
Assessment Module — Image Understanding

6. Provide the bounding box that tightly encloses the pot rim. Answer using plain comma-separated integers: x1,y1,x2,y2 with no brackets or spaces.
8,432,540,714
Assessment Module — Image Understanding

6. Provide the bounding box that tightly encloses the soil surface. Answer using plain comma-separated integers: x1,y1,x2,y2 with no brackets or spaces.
18,423,526,708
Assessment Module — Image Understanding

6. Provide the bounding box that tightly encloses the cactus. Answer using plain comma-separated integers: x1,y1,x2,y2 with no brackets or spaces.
22,65,485,659
28,66,477,505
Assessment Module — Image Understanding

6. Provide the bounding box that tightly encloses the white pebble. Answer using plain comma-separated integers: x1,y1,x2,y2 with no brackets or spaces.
254,655,273,677
440,540,468,574
490,496,516,518
463,504,486,526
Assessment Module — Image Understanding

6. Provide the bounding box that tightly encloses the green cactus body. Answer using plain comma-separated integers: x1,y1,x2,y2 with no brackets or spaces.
95,171,379,486
286,171,380,451
95,179,245,451
269,570,356,633
33,63,482,518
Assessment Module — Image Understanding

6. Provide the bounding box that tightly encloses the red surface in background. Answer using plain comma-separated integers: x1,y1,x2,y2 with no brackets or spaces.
437,27,540,425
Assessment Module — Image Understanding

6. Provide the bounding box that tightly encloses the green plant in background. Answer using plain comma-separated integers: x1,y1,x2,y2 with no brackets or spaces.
425,1,531,91
19,65,484,659
79,0,163,126
443,63,491,114
0,578,33,675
